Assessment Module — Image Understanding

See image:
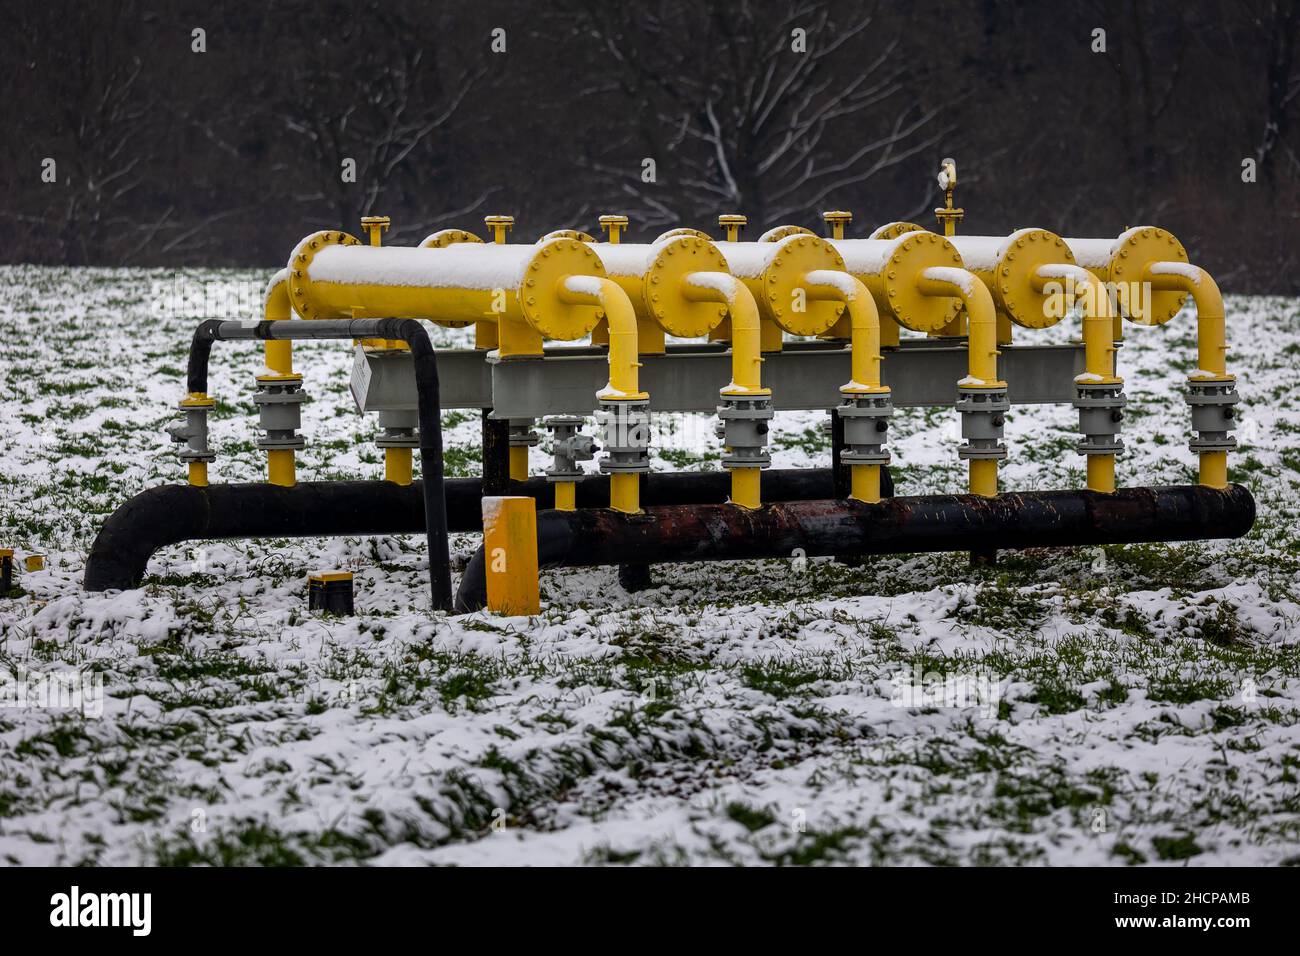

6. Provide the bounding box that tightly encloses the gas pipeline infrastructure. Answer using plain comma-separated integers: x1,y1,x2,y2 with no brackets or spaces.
84,162,1253,615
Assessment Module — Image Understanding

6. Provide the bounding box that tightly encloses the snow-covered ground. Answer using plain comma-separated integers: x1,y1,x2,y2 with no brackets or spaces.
1,265,1298,866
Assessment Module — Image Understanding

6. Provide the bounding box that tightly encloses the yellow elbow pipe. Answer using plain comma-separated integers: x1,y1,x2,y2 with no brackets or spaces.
558,277,647,402
683,273,769,509
557,277,646,512
1034,264,1120,493
682,274,767,399
1145,263,1233,487
917,268,1002,497
804,271,889,503
262,271,300,487
264,271,294,375
1146,264,1228,379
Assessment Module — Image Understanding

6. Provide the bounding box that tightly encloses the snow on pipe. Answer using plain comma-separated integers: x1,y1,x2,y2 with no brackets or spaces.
453,484,1257,613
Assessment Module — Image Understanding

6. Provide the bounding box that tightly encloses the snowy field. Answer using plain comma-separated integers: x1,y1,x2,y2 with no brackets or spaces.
1,265,1298,866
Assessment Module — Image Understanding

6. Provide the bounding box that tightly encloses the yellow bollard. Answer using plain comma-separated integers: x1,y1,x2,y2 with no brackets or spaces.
483,496,540,616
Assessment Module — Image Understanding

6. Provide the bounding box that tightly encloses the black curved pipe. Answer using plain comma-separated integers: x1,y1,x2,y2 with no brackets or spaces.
181,317,451,609
82,468,849,591
453,484,1256,611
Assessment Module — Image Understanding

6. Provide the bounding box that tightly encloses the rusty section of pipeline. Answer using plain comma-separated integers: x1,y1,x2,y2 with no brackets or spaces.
453,484,1255,611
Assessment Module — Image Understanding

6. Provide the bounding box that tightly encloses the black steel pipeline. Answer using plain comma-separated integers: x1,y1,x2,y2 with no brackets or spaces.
82,468,849,591
453,484,1256,611
180,317,452,610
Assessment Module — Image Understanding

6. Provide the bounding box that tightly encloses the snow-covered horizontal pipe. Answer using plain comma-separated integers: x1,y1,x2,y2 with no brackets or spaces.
307,244,538,292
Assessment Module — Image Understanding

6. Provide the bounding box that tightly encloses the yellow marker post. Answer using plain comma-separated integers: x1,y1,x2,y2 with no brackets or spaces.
483,496,540,616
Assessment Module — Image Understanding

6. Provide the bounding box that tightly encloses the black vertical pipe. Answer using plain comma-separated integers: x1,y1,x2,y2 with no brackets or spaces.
482,411,510,497
830,408,849,499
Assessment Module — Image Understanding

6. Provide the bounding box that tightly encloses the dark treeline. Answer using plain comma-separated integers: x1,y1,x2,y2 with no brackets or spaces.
2,0,1297,292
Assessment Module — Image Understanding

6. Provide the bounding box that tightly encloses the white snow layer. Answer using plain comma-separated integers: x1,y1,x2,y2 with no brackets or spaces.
308,244,537,291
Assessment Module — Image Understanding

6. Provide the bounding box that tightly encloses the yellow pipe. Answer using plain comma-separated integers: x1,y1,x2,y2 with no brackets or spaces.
729,467,761,509
803,271,888,504
681,274,766,399
509,446,529,481
554,481,576,511
1144,263,1233,487
1145,264,1227,378
188,462,209,487
917,267,1001,497
1033,263,1120,493
261,271,300,486
682,273,769,508
557,277,646,512
386,448,413,485
264,275,294,375
268,450,295,487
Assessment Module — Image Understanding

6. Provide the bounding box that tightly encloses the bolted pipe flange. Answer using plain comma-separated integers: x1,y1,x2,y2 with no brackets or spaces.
166,395,217,465
837,391,893,466
1186,381,1239,455
717,395,774,469
508,419,540,450
254,375,307,452
956,386,1009,461
543,415,597,482
375,408,419,450
1074,382,1127,457
596,400,651,474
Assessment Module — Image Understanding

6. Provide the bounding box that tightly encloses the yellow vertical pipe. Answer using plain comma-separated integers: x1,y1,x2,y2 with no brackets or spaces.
557,277,647,512
806,271,888,505
969,459,998,497
554,482,576,511
268,450,296,487
730,467,761,509
1145,264,1231,488
1036,265,1120,493
509,446,529,481
683,274,770,509
188,462,209,487
917,267,1001,497
850,465,880,502
609,473,640,514
1087,455,1114,493
262,273,298,487
386,448,413,485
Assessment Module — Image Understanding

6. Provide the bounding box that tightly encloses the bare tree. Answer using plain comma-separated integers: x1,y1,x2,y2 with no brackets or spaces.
558,0,946,230
266,3,492,240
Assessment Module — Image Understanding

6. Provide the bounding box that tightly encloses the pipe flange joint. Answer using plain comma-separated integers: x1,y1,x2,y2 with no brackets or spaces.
837,391,893,466
508,419,541,448
956,386,1009,461
544,415,597,482
254,375,306,452
596,400,651,474
1073,382,1127,457
1185,381,1239,455
167,395,216,464
375,408,419,449
717,395,773,469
